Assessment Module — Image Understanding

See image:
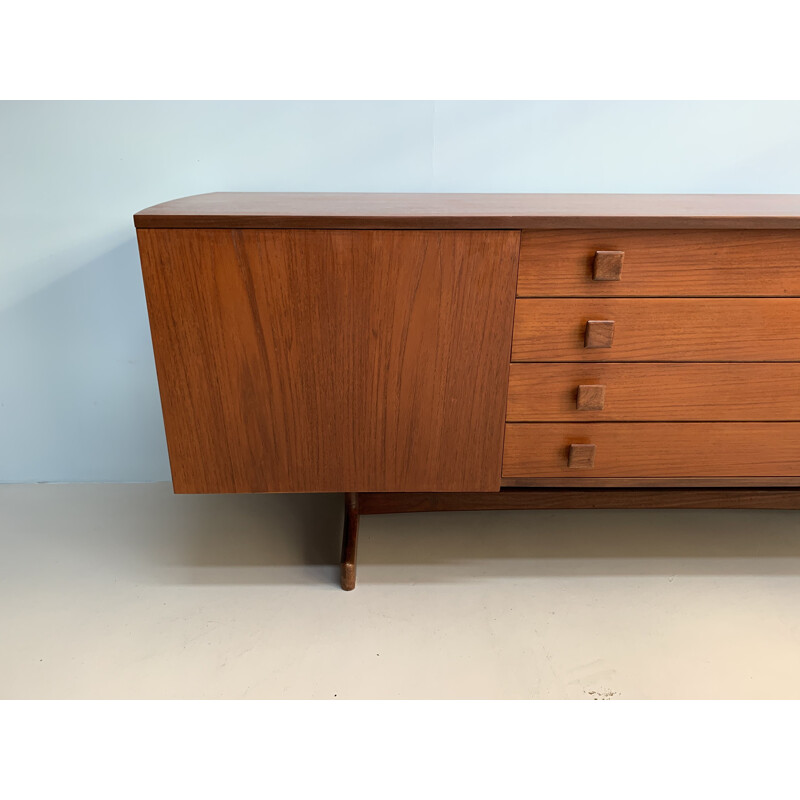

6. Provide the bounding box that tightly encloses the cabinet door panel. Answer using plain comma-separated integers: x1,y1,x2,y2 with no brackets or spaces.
138,229,520,492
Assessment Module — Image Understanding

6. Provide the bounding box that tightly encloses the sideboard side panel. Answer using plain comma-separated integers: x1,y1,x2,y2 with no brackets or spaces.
138,228,520,492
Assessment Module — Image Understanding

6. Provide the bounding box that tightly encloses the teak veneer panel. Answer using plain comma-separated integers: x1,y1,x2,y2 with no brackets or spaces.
134,193,800,230
503,423,800,478
511,298,800,362
138,228,520,492
507,363,800,421
518,230,800,296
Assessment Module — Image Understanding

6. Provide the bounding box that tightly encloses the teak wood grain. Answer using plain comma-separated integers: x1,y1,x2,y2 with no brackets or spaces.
507,363,800,421
518,230,800,296
511,298,800,362
576,384,607,411
133,193,800,230
503,423,800,478
592,250,624,282
357,489,800,512
138,229,519,492
568,444,596,468
584,320,615,348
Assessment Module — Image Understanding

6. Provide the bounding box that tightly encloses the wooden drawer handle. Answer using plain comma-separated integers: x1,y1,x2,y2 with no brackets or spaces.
568,443,596,469
576,384,606,411
584,320,615,348
593,250,624,281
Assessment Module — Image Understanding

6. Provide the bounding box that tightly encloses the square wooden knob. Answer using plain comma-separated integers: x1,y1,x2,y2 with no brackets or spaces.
568,444,596,469
584,320,615,348
577,384,606,411
593,250,624,281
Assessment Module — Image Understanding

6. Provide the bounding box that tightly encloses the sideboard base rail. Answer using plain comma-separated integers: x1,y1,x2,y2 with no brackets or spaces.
339,488,800,590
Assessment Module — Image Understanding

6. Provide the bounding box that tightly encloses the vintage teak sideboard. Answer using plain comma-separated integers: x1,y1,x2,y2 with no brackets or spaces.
134,193,800,589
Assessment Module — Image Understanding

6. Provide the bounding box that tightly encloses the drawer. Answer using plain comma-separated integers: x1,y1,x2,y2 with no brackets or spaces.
512,298,800,362
517,230,800,297
507,363,800,421
502,423,800,478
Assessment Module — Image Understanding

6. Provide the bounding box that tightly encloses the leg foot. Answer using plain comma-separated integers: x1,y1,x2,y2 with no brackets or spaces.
340,492,359,590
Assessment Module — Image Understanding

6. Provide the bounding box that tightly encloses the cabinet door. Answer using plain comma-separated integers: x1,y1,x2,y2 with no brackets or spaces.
138,229,520,492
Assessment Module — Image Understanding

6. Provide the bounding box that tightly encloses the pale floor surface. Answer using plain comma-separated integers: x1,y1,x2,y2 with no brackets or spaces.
1,483,800,699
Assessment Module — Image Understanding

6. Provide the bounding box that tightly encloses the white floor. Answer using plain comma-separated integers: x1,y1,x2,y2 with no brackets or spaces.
1,483,800,699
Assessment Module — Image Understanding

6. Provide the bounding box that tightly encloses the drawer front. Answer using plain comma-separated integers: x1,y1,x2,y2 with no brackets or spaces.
512,298,800,362
518,230,800,297
507,363,800,421
503,423,800,478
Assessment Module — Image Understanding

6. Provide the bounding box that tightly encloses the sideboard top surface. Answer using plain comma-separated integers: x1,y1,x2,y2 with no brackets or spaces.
134,192,800,230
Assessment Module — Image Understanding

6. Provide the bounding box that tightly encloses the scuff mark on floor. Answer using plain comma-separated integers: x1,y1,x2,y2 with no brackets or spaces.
585,688,620,700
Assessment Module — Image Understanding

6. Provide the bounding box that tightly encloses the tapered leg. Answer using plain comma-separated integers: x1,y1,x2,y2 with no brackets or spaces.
340,492,360,590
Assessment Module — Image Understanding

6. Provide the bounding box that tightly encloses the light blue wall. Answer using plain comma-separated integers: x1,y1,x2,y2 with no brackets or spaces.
2,101,800,482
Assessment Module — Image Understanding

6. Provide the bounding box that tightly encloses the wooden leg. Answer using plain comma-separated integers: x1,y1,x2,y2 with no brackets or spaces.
340,492,360,590
336,489,800,589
